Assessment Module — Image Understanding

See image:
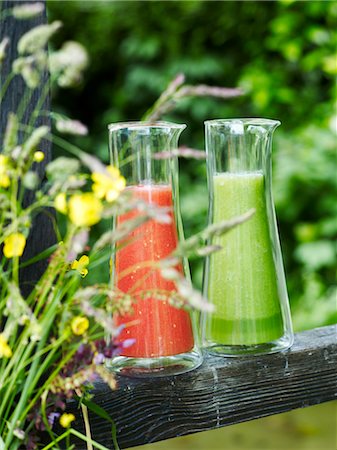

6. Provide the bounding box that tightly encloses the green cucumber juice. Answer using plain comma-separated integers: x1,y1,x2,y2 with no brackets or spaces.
207,172,284,345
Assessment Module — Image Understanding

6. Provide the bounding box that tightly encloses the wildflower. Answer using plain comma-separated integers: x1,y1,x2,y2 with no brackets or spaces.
3,112,18,153
30,322,42,342
153,146,206,160
54,193,67,214
49,41,88,87
71,316,89,336
55,119,88,136
33,150,44,162
13,428,25,440
46,157,80,182
68,193,103,227
12,2,44,19
0,37,9,64
71,255,89,278
23,171,39,190
22,125,49,158
95,365,116,390
67,229,89,262
94,337,135,366
0,334,12,358
0,154,10,168
92,165,126,202
175,84,243,100
0,154,10,188
59,413,75,428
80,152,107,174
18,21,62,55
67,228,89,262
12,53,47,89
3,233,26,258
47,412,60,427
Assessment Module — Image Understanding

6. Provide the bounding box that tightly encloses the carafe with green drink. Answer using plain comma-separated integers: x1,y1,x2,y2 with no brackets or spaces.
202,118,293,356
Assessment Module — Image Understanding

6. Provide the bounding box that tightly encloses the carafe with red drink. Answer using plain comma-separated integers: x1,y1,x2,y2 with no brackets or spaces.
107,121,202,376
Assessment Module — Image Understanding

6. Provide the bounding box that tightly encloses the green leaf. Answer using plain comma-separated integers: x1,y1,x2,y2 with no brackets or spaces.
81,399,120,450
82,398,113,424
19,243,59,269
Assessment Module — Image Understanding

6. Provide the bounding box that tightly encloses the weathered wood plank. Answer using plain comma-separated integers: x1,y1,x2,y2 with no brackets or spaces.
67,325,337,449
0,0,55,296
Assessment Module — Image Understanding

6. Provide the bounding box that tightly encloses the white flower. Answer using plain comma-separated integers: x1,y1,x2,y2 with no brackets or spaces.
12,2,44,19
46,157,80,181
13,56,40,88
17,21,62,55
67,229,89,262
13,428,25,440
23,171,39,190
50,41,88,87
55,119,88,136
0,37,9,64
30,322,42,342
22,126,49,158
12,51,48,89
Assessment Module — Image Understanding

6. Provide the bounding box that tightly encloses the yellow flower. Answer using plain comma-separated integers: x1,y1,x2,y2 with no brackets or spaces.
59,413,75,428
33,151,45,162
0,154,9,168
92,165,125,202
71,255,89,278
0,334,12,358
0,154,10,188
3,233,26,258
68,193,103,227
0,173,10,188
55,193,67,214
71,316,89,335
0,155,9,170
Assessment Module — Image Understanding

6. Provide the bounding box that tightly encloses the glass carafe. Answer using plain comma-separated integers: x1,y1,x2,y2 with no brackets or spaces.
202,118,293,356
107,121,202,376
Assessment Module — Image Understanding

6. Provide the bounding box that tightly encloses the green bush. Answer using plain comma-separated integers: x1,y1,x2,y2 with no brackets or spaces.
48,0,336,331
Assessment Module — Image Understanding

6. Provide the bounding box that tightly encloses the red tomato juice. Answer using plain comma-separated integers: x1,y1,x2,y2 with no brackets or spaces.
115,184,194,358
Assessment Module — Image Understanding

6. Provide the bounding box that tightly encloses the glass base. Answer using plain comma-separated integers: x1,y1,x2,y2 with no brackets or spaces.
106,349,203,378
204,333,294,357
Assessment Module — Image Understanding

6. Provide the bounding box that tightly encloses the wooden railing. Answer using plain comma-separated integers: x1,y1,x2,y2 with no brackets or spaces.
66,325,337,449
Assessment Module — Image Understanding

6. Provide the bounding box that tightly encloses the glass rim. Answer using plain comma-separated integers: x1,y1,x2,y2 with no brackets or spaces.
108,120,187,131
204,118,281,127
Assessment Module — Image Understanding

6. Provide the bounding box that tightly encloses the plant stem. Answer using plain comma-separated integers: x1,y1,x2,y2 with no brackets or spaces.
19,344,77,425
40,429,112,450
0,72,15,101
81,401,93,450
28,78,50,128
41,389,58,445
40,430,71,450
16,86,34,124
4,294,60,446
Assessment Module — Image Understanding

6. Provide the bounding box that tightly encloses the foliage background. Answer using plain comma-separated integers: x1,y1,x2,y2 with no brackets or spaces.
46,1,336,449
48,0,336,332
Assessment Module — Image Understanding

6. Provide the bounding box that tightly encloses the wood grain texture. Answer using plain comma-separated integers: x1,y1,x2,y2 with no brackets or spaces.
65,325,337,449
0,0,56,296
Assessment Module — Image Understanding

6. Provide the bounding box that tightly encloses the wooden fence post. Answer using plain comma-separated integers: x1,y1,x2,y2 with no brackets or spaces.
0,0,55,295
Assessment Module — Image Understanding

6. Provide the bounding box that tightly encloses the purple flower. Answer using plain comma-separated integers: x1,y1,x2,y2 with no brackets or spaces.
121,338,136,349
47,411,60,427
93,353,105,364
